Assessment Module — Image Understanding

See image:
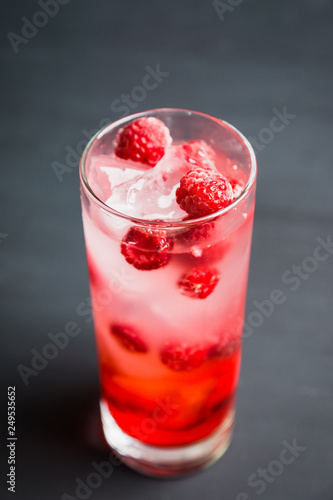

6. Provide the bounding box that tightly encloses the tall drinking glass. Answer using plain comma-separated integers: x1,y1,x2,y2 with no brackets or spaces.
79,109,256,476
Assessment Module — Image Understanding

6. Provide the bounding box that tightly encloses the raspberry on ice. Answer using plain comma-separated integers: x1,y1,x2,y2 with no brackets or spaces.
176,168,233,217
115,117,172,167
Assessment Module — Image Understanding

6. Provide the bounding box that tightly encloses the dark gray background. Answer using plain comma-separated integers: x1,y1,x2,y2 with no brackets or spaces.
1,1,333,499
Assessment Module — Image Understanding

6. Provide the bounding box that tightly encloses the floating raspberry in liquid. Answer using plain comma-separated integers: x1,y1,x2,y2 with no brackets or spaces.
180,140,216,169
176,167,233,217
160,342,208,371
115,117,172,167
110,323,148,353
121,226,172,270
178,266,220,299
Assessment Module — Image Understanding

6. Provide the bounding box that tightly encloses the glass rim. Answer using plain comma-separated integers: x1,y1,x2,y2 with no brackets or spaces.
79,108,257,228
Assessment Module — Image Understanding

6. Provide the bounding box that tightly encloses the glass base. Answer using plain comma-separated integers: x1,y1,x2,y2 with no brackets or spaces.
100,400,234,477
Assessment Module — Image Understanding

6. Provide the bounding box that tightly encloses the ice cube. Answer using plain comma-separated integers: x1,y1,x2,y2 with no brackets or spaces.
106,147,191,220
89,154,147,202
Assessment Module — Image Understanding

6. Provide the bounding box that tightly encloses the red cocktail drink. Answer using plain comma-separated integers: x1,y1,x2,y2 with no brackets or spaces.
80,109,256,476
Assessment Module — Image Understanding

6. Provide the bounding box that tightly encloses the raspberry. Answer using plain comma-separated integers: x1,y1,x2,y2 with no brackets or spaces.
160,342,208,371
229,178,245,201
180,140,215,169
176,168,233,217
178,267,220,299
121,226,172,270
110,323,148,353
115,117,172,167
